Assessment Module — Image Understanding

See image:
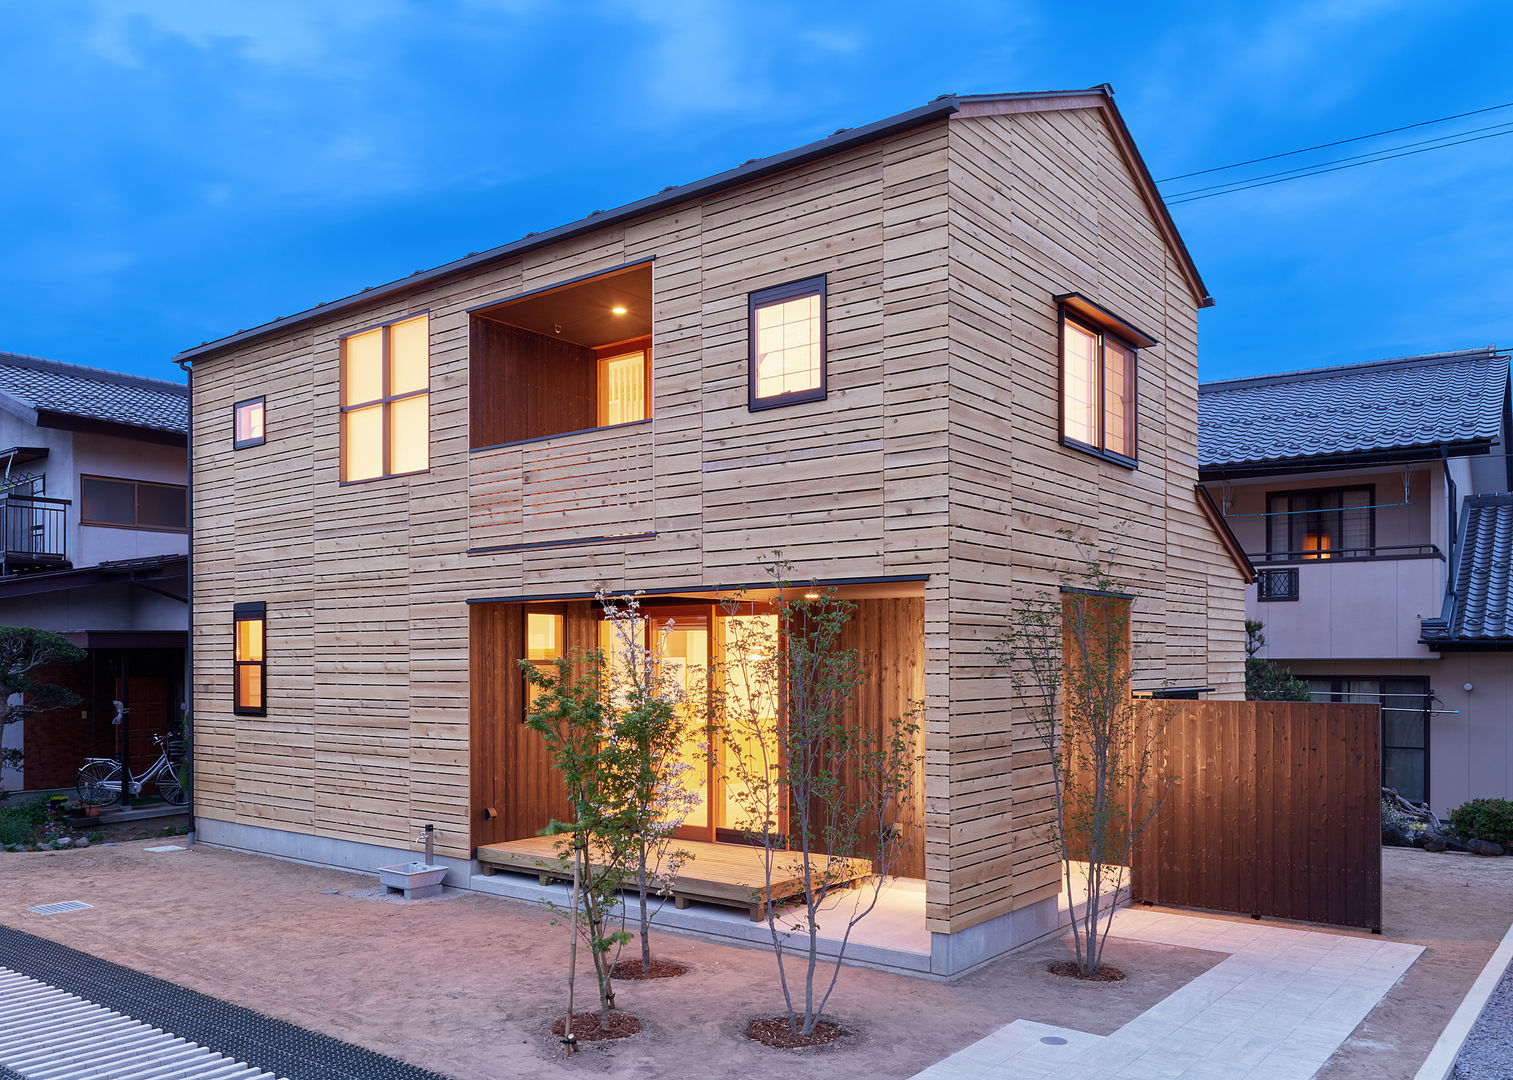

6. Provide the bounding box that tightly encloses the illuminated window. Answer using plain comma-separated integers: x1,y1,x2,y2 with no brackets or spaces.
233,602,266,716
598,349,648,427
1058,295,1151,465
1266,486,1374,560
80,476,187,532
524,611,563,713
749,277,826,410
341,313,430,482
233,397,265,449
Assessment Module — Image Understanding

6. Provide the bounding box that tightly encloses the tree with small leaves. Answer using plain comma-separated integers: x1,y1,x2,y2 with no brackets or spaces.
1243,620,1312,702
0,627,85,778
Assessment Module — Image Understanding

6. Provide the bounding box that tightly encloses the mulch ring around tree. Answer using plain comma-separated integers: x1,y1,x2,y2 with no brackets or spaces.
1047,960,1127,982
745,1015,843,1049
550,1011,643,1043
610,958,689,980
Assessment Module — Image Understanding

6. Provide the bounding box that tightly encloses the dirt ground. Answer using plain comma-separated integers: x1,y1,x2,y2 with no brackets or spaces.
1318,847,1513,1080
0,841,1504,1079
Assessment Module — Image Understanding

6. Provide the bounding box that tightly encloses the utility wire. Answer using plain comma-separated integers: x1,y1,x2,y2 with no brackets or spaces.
1168,120,1513,200
1167,125,1513,205
1156,100,1513,183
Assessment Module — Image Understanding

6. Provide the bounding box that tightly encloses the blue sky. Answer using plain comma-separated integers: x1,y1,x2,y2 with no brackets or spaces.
3,0,1512,383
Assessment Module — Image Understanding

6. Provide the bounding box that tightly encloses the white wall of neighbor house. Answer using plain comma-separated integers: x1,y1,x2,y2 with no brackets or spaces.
0,702,19,791
1287,654,1513,815
69,433,188,568
1247,559,1444,660
0,583,185,636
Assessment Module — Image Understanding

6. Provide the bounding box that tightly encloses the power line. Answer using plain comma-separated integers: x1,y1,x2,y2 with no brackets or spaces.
1167,125,1513,205
1167,120,1513,200
1155,100,1513,183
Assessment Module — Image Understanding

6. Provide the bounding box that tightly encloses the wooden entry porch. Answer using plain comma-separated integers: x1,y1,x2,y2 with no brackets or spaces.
477,836,873,922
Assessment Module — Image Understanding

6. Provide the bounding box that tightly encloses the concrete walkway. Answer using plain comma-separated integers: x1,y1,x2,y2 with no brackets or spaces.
913,907,1423,1080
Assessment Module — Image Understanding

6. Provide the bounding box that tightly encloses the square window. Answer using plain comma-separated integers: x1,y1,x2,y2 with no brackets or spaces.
749,277,826,410
1057,295,1153,466
340,313,430,482
233,397,266,449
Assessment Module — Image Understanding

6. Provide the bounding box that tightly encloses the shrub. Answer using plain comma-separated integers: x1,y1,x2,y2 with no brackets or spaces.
1448,798,1513,847
1382,797,1426,839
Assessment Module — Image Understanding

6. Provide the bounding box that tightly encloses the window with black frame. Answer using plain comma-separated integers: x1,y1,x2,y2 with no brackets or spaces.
1266,486,1373,560
1308,675,1428,802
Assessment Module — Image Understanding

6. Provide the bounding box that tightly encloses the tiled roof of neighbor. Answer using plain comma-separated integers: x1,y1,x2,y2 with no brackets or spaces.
0,352,188,436
1199,348,1509,470
1429,494,1513,645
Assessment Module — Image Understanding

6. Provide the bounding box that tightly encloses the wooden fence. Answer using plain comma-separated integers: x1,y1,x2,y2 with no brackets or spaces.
1131,700,1381,932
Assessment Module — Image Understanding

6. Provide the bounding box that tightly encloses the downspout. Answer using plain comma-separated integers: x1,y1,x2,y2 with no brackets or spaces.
175,356,194,845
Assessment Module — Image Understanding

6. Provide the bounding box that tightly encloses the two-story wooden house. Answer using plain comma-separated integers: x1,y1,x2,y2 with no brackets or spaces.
0,351,188,796
176,86,1247,975
1201,347,1513,815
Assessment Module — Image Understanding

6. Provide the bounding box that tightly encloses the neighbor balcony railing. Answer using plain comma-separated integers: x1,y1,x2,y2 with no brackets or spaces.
1257,542,1443,565
0,495,67,574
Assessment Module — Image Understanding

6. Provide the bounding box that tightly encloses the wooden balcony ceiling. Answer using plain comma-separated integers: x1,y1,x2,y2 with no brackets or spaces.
473,262,651,350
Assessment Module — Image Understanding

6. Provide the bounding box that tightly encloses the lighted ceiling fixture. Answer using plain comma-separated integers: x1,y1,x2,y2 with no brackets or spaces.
611,305,628,315
803,591,821,600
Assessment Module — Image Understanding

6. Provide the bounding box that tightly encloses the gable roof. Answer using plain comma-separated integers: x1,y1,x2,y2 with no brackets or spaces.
1199,347,1510,474
1422,493,1513,647
0,351,189,442
175,85,1209,366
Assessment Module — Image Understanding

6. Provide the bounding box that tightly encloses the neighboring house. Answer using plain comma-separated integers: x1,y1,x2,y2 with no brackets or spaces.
1200,347,1513,815
0,351,189,795
177,86,1247,974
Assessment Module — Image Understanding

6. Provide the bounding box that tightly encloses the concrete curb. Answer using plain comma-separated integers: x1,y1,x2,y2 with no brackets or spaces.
1413,917,1513,1080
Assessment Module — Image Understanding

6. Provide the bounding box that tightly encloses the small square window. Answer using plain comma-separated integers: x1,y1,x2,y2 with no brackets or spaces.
749,277,826,410
234,397,266,449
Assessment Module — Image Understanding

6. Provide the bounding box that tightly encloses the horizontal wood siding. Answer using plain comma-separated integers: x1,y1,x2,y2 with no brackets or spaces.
191,104,1243,937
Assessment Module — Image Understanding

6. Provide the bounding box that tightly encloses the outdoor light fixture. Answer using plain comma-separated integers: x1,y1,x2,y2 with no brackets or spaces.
612,305,628,315
1464,682,1475,692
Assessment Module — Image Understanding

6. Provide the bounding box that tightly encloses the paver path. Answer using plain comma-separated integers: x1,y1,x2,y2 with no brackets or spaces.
913,907,1423,1080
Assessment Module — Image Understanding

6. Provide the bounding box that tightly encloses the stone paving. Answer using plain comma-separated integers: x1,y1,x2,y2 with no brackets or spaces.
912,906,1424,1080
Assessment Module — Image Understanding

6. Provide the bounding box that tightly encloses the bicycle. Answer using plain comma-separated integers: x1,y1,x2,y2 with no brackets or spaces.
75,734,188,808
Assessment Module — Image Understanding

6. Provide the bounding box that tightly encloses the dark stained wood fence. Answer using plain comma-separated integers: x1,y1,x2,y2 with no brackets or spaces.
1132,700,1382,932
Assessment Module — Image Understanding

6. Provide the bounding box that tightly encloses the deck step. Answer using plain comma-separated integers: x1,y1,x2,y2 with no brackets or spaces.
0,966,283,1080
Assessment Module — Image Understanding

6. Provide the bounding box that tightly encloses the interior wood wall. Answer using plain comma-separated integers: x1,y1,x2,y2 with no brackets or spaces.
190,102,1245,936
470,318,596,447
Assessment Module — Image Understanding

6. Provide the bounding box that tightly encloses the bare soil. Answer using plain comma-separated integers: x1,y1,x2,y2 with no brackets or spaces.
550,1011,642,1042
0,838,1223,1080
1047,960,1126,982
746,1016,842,1048
610,958,688,980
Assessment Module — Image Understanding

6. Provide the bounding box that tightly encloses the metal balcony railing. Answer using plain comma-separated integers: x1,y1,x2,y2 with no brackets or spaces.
1258,543,1443,565
0,496,67,574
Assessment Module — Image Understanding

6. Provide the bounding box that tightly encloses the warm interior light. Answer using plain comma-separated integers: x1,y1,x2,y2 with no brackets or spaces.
611,305,628,315
803,591,820,600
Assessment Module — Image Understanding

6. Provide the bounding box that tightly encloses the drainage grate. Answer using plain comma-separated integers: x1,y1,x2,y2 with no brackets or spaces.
27,901,93,915
143,844,186,852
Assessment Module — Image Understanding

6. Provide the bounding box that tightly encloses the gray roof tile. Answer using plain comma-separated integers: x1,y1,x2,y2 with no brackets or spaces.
1445,494,1513,643
1199,348,1508,469
0,352,187,436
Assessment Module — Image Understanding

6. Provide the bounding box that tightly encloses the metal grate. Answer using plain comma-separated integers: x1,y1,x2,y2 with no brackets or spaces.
26,901,93,915
1257,567,1299,601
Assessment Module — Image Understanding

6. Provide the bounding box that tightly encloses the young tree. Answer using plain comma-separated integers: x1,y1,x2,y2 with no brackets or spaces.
522,592,699,1040
0,627,86,777
992,540,1169,977
716,559,921,1038
1243,619,1312,701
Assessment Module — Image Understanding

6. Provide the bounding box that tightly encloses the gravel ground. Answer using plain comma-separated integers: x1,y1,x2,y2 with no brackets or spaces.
1455,956,1513,1079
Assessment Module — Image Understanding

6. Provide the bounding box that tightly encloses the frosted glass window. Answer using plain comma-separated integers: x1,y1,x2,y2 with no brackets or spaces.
1063,321,1098,447
749,278,826,408
234,397,265,448
526,612,562,661
1061,312,1139,462
598,350,647,426
340,313,429,481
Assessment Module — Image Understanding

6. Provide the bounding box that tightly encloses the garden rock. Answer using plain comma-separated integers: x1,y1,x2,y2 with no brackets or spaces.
73,837,89,848
1419,828,1449,853
1383,823,1414,847
1466,838,1506,857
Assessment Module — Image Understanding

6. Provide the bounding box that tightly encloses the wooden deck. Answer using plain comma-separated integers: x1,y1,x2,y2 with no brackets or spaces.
476,836,873,921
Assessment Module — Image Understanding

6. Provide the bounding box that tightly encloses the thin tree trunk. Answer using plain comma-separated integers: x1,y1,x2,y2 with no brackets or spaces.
565,846,581,1051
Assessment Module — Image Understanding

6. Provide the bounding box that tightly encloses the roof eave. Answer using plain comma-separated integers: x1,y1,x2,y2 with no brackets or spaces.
1199,439,1496,479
